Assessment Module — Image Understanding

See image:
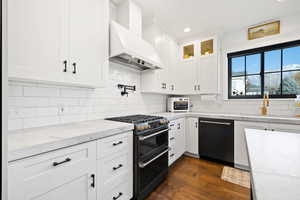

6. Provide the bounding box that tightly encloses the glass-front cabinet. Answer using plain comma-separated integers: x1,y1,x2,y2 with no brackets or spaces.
182,43,195,60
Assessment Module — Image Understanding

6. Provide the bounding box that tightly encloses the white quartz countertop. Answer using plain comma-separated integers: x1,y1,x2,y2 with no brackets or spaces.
8,120,134,162
245,129,300,200
155,112,300,125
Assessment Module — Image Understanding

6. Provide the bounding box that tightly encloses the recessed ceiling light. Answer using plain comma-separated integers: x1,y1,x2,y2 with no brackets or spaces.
184,27,191,33
276,0,287,2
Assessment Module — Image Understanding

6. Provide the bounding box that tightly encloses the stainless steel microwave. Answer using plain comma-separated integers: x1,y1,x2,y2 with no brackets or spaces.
168,97,189,112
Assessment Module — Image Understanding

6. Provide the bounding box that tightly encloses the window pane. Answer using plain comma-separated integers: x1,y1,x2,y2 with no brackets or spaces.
265,50,281,72
232,76,245,96
282,71,300,95
246,75,261,95
264,73,281,95
246,54,261,75
283,46,300,71
232,57,245,76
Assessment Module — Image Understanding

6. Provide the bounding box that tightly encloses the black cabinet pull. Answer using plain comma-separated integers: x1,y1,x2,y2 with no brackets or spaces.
113,164,123,170
170,137,175,140
113,141,123,146
72,62,77,74
91,174,95,188
63,60,67,72
113,192,123,200
170,153,175,157
53,157,71,167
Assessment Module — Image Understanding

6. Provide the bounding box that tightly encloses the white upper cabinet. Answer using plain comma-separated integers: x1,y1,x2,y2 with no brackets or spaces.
8,0,66,84
141,24,178,94
8,0,109,88
174,59,198,95
197,54,219,94
178,36,219,95
67,0,109,87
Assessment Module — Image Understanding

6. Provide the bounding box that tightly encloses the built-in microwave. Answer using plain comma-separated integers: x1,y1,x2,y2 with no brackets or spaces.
168,97,190,112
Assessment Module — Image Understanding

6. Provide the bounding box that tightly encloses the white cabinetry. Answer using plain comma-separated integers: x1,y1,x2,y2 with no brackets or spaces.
8,142,97,200
8,0,108,88
234,121,300,170
177,37,219,95
141,24,179,94
97,132,133,200
8,132,134,200
185,118,199,155
234,121,268,170
168,118,186,166
197,54,219,94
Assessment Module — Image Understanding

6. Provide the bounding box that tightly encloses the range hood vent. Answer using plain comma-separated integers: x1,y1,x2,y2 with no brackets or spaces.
109,0,162,71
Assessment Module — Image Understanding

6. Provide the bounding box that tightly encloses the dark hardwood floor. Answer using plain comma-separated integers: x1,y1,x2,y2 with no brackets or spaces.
146,156,250,200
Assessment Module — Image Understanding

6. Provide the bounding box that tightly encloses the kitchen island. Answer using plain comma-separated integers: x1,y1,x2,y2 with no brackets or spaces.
245,129,300,200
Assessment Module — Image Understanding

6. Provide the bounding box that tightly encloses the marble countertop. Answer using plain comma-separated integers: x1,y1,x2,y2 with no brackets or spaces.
245,129,300,200
155,112,300,125
8,120,134,162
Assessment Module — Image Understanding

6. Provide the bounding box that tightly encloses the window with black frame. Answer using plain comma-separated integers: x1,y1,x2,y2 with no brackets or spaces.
228,40,300,99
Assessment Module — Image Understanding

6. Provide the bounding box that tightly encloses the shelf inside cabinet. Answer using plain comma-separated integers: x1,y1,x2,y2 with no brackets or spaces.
201,39,214,56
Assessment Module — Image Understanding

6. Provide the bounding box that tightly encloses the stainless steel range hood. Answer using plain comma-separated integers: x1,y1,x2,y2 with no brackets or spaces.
109,0,162,71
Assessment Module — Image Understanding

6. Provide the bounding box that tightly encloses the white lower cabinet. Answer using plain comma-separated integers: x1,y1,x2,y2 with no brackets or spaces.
234,121,300,170
97,132,133,200
185,118,199,155
8,131,133,200
168,118,186,166
8,141,97,200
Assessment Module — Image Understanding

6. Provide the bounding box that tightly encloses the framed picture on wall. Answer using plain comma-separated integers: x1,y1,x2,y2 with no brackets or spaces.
248,21,280,40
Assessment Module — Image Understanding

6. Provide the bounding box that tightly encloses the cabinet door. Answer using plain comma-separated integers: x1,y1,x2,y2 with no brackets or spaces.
198,54,218,94
175,118,186,160
175,60,198,95
8,0,67,83
186,118,199,155
8,142,97,200
141,25,169,93
67,0,109,87
234,121,269,169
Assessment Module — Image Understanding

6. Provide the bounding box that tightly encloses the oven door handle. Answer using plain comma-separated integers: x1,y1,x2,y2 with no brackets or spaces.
138,128,169,141
138,148,170,168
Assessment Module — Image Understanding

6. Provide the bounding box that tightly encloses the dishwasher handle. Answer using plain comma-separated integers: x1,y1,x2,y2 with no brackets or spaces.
199,120,232,126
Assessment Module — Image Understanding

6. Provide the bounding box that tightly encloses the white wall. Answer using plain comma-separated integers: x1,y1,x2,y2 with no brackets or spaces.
8,63,166,131
190,13,300,116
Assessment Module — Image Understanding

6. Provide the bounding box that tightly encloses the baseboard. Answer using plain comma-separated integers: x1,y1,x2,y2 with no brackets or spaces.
234,163,250,171
184,152,199,158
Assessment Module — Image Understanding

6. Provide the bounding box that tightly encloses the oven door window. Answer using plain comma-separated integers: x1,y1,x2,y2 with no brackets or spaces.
139,129,168,161
173,101,188,110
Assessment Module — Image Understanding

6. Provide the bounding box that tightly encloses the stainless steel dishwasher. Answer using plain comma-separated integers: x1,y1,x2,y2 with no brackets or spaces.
198,118,234,166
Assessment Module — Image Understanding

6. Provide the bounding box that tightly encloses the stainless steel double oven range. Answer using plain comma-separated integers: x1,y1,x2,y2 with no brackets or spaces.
107,115,169,200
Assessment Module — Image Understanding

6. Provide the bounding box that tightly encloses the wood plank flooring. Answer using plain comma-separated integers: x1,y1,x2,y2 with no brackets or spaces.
146,156,250,200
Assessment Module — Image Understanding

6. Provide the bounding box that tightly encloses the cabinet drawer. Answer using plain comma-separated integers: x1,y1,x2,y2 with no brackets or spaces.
169,121,176,131
8,142,96,200
97,132,129,159
104,181,130,200
100,153,129,181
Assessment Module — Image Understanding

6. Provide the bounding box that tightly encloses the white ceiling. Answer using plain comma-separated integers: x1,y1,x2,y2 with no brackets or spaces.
114,0,300,42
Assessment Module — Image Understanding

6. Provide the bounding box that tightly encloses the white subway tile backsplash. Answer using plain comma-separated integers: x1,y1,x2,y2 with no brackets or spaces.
24,86,59,97
8,64,167,131
23,116,60,129
60,88,88,98
22,97,50,107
